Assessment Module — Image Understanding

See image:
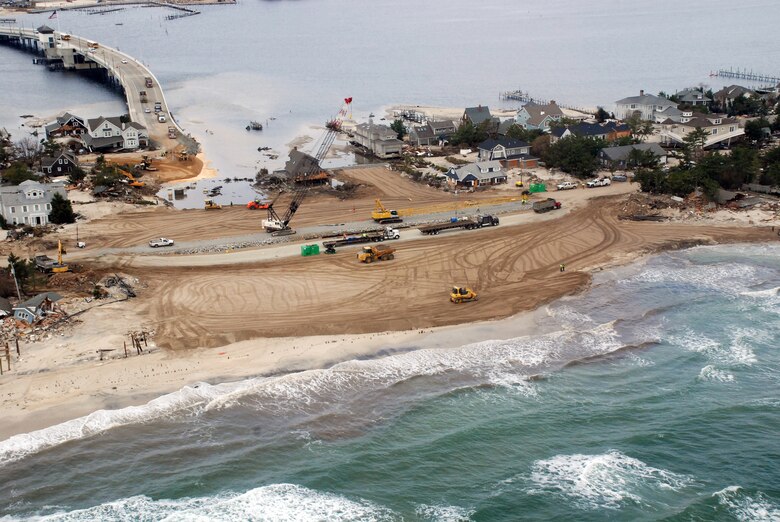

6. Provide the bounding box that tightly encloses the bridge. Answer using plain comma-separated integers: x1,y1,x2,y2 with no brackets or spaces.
0,24,196,153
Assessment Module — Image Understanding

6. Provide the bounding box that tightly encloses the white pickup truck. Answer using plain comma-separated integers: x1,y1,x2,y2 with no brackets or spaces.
556,181,578,190
149,237,175,248
586,177,612,188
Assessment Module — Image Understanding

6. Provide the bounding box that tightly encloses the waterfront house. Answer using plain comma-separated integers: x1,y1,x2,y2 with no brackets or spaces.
462,106,494,127
675,87,712,107
352,122,404,158
44,113,87,139
41,150,79,176
658,114,744,148
477,138,538,168
278,148,329,184
409,124,436,147
598,143,667,169
12,291,62,325
550,122,631,144
446,161,506,188
614,90,677,121
515,101,563,132
428,120,456,139
82,116,148,152
0,180,67,226
713,85,757,110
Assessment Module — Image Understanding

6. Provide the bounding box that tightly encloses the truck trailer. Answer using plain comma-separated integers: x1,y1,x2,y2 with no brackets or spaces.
418,214,499,235
323,227,400,253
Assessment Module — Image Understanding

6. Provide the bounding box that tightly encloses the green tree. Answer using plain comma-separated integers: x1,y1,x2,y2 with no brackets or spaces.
595,107,610,123
744,117,770,145
626,148,660,170
41,139,62,157
635,167,668,194
625,113,654,141
450,120,490,147
7,253,32,294
682,127,709,166
544,136,603,178
93,164,123,187
760,145,780,185
390,119,407,140
49,192,76,224
67,166,86,184
2,162,39,185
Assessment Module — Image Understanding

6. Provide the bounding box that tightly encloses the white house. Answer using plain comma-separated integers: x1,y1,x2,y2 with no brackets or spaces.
446,160,506,188
614,90,677,121
352,122,404,158
82,116,148,152
515,101,563,132
658,114,744,148
0,180,68,226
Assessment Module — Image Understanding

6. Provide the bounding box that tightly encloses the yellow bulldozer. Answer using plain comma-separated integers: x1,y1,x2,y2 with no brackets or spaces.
204,199,222,210
357,245,395,263
450,286,478,303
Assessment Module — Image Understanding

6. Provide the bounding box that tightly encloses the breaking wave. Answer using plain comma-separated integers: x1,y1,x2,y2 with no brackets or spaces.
697,365,735,383
10,484,396,522
526,450,694,510
713,486,780,522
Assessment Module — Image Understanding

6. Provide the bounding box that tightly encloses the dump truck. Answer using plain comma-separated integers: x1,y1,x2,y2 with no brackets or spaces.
418,214,499,235
323,227,400,253
371,199,403,224
357,245,395,263
450,287,478,303
34,241,69,273
204,199,222,210
532,198,562,213
145,77,153,88
139,90,148,103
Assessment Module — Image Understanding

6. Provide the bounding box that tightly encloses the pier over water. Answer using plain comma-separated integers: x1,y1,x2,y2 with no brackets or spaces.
0,24,196,153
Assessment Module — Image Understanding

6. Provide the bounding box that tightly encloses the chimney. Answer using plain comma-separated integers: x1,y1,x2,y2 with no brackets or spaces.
640,89,645,96
550,100,556,106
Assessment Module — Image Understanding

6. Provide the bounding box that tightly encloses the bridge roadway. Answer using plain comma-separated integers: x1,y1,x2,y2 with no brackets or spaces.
0,25,188,151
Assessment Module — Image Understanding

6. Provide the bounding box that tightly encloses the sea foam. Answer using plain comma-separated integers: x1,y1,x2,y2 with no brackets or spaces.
526,450,693,509
14,484,396,522
713,485,780,522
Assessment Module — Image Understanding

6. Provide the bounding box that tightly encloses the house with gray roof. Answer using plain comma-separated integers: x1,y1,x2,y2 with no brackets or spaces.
550,122,632,143
659,114,744,148
713,85,757,109
41,150,79,176
446,160,506,188
615,90,677,121
83,116,148,152
0,180,67,226
12,291,62,324
477,138,538,168
428,120,456,138
409,124,436,147
515,101,563,132
462,106,495,127
675,87,712,107
598,143,667,169
44,112,87,139
353,122,403,158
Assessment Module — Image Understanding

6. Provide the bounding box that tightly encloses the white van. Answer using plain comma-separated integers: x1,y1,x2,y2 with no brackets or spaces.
157,114,167,123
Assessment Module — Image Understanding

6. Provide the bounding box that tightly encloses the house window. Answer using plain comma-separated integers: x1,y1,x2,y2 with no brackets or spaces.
9,207,15,214
24,217,28,224
59,158,63,164
712,129,718,135
630,104,637,109
34,204,40,211
22,205,28,213
730,126,735,132
46,204,51,210
714,119,721,124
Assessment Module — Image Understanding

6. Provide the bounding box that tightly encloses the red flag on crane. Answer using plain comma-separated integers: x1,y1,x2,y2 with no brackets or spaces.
344,97,352,105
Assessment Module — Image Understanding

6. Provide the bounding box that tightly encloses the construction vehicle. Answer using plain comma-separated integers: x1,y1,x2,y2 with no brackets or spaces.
450,287,478,303
323,226,400,253
121,170,145,188
204,199,222,210
35,240,70,273
138,155,157,171
139,90,148,103
145,77,153,88
418,214,499,235
357,245,395,263
371,199,403,224
247,199,271,210
262,98,351,235
532,198,562,213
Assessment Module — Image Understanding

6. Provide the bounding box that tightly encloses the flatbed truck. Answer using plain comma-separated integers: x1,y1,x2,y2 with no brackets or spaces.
418,214,499,235
323,227,400,253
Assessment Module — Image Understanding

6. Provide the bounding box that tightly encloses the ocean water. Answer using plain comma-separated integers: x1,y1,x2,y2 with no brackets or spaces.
2,0,780,206
1,243,779,521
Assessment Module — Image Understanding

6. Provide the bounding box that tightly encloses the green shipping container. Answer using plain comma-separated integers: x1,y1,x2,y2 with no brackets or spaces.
529,183,547,193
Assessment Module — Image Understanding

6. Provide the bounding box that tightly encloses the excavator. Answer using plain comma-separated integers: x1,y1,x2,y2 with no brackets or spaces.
204,198,222,210
262,98,351,236
34,240,70,274
371,199,403,224
121,170,145,188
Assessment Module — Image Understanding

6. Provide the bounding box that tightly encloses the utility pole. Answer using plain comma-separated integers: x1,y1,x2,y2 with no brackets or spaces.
10,264,21,301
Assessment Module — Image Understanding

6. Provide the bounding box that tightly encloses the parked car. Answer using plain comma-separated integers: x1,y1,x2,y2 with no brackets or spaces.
612,174,628,182
149,237,175,248
144,108,152,113
121,59,128,64
557,181,578,190
587,178,612,188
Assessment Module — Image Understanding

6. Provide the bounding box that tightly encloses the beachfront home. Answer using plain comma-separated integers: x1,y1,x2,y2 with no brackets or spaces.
428,120,456,138
614,90,677,121
82,116,148,152
675,87,712,107
658,114,744,148
0,180,68,226
44,113,87,139
598,143,667,169
462,106,494,127
549,122,631,144
276,148,329,184
477,138,538,168
515,101,563,132
713,85,757,110
409,121,456,147
40,150,79,176
352,122,404,158
445,161,506,188
12,291,62,325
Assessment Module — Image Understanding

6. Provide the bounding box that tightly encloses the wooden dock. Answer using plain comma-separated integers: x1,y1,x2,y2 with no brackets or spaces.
499,89,595,115
710,68,780,86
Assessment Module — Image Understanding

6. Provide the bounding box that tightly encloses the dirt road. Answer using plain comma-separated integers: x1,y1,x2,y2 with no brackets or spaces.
135,196,774,350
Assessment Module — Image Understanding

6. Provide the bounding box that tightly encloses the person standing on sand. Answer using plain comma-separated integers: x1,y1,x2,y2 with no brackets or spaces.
560,263,565,272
